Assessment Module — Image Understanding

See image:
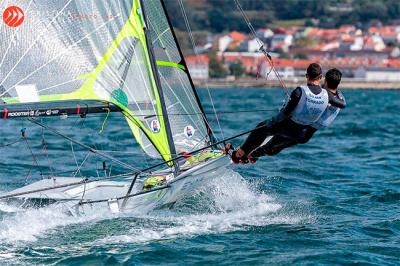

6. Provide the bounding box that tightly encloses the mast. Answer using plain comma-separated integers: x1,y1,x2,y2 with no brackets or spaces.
159,0,215,144
138,0,179,172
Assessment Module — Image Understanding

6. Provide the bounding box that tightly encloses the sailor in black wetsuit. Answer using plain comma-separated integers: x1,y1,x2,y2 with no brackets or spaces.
228,64,346,164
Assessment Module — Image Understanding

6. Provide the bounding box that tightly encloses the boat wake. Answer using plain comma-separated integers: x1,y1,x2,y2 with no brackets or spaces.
96,169,310,245
0,169,313,262
0,201,109,243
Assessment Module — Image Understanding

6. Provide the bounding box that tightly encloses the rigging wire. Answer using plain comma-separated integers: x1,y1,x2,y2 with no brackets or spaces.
22,129,44,179
0,137,24,148
0,2,295,203
27,118,141,172
233,0,290,99
0,122,270,201
140,108,278,118
178,0,225,142
41,128,55,177
70,141,82,177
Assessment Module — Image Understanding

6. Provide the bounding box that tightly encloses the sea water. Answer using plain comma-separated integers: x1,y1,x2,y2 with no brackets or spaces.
0,88,399,265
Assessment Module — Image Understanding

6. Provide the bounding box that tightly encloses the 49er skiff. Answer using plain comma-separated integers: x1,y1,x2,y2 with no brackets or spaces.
0,0,230,214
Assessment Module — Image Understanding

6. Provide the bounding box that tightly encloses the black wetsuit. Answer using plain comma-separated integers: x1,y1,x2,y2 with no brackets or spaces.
241,85,345,158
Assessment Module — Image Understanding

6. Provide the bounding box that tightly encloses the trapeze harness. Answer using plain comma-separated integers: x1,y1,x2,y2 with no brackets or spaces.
290,85,329,126
311,90,346,129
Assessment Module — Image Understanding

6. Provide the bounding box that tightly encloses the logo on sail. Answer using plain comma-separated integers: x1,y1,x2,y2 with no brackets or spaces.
3,6,25,28
184,126,195,138
151,120,161,133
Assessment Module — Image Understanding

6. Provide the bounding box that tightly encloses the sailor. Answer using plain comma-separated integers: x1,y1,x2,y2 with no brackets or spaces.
227,64,346,164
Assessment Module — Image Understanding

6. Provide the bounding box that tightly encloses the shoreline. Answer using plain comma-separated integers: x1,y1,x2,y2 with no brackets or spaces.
194,78,400,89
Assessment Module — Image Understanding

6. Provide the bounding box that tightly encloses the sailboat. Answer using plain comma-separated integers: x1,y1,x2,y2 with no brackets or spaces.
0,0,230,214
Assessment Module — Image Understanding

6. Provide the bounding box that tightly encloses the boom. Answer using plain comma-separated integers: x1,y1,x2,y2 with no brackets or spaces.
0,101,121,119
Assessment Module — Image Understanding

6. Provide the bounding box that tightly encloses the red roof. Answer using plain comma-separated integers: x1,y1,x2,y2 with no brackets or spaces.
341,34,355,43
185,55,209,65
387,59,400,67
273,27,296,35
228,31,247,42
338,25,356,34
273,59,315,68
369,26,399,35
222,54,392,71
306,28,341,41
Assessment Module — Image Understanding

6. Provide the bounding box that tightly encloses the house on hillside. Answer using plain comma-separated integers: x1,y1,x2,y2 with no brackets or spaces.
216,31,247,52
289,48,393,60
239,39,261,53
368,26,400,44
194,43,213,54
256,28,274,42
221,52,264,74
260,59,313,79
270,34,293,52
186,55,209,80
338,25,357,35
387,58,400,68
218,35,233,53
259,62,294,79
339,35,364,51
350,37,364,51
318,41,340,51
304,27,340,42
363,35,386,51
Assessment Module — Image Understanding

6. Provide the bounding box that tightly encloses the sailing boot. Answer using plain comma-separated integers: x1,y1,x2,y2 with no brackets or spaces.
222,143,241,164
234,147,254,164
247,154,258,164
231,150,245,164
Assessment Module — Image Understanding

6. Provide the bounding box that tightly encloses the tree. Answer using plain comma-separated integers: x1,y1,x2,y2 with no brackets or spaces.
229,61,245,77
275,48,290,59
294,52,309,59
209,53,227,78
165,0,400,34
174,30,191,56
354,0,388,23
293,36,319,49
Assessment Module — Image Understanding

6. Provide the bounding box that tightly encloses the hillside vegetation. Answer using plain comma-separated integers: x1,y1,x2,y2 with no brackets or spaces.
165,0,400,32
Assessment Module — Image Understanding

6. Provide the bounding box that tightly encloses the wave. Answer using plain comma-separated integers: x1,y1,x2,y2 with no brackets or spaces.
0,203,111,244
95,169,310,245
0,168,313,265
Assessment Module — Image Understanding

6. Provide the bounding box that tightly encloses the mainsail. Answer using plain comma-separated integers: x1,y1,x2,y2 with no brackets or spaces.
0,0,212,166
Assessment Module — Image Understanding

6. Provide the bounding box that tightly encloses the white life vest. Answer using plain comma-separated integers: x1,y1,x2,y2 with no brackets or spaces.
290,85,329,125
311,90,345,129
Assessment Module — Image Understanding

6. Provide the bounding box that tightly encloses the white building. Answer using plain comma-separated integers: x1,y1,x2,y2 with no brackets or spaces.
239,39,261,52
218,35,233,52
259,62,295,79
350,37,364,51
186,55,209,80
364,35,386,51
256,28,274,40
270,34,293,51
354,67,400,81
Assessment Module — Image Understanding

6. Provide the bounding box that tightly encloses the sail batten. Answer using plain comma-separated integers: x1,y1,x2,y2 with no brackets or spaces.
141,0,212,155
0,0,213,165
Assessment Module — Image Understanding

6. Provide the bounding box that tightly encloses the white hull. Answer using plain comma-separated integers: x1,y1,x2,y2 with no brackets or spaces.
3,154,230,215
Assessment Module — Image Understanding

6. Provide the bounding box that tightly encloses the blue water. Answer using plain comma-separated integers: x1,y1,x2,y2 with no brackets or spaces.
0,88,399,265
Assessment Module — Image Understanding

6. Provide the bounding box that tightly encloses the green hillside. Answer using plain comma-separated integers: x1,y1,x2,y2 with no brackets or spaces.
165,0,400,32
